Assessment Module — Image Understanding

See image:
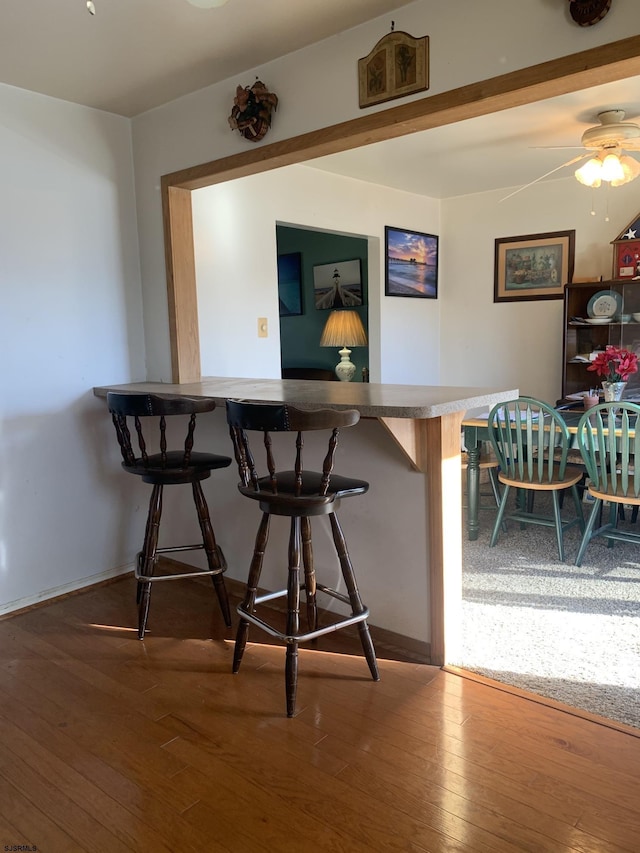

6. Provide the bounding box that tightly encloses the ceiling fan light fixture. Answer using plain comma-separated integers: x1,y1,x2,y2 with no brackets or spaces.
611,155,640,187
575,157,602,187
600,152,625,183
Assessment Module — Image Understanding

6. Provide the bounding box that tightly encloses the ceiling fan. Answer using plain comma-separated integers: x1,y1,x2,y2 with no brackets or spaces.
502,109,640,201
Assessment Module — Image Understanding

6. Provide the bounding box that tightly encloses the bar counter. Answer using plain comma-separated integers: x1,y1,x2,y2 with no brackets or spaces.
94,377,518,665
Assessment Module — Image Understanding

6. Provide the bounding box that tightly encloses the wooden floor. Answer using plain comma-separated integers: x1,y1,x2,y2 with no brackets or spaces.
2,576,640,852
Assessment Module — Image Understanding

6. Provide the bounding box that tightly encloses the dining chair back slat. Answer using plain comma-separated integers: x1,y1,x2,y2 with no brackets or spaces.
490,397,573,484
577,403,640,500
487,396,585,562
575,401,640,566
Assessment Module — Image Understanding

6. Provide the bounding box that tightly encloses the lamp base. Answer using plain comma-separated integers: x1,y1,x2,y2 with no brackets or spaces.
335,347,356,382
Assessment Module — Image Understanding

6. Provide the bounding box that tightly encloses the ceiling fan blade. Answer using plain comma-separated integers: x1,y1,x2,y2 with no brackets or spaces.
500,153,591,203
621,141,640,151
529,145,586,150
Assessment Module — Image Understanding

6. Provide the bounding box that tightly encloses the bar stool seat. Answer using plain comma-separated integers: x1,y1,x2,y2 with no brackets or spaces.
226,399,379,717
107,392,233,638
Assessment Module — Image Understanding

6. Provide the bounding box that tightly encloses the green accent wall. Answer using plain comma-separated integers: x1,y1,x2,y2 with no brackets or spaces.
276,225,369,380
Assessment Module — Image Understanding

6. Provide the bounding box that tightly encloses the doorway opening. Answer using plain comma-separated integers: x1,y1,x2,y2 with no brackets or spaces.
276,223,369,380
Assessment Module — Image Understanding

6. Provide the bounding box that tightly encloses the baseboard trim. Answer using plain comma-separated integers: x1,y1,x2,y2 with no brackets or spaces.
0,563,134,621
158,555,431,663
1,555,431,665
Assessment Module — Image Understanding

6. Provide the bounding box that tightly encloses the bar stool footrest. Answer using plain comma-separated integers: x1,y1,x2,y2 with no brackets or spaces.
240,584,370,644
135,544,227,582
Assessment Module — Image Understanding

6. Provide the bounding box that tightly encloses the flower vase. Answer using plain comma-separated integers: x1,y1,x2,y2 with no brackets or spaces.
601,380,627,402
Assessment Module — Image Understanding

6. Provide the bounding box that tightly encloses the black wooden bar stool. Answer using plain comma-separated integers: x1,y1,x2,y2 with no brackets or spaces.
107,392,233,639
226,399,379,717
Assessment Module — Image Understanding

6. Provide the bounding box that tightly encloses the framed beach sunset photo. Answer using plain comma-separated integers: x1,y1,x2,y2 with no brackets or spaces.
385,226,438,299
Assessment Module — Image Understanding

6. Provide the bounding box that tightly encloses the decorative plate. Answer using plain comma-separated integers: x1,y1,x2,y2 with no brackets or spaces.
587,289,622,318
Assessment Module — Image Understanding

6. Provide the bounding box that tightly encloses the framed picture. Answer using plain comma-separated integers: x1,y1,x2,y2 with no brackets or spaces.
277,252,303,316
358,31,429,109
313,259,363,309
385,226,438,299
494,230,575,303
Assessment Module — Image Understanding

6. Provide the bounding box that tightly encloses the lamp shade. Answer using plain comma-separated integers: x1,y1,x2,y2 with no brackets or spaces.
611,155,640,186
575,157,602,187
600,153,625,183
320,310,368,348
320,310,367,381
575,151,640,188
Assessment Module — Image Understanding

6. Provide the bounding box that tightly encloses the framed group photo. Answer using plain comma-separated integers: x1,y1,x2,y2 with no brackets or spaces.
494,230,575,303
385,226,438,299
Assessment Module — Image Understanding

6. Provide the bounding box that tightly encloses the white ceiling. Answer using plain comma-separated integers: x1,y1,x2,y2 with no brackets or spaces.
308,76,640,199
2,0,639,199
0,0,412,117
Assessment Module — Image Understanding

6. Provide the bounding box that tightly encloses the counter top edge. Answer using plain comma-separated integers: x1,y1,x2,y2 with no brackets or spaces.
93,378,519,419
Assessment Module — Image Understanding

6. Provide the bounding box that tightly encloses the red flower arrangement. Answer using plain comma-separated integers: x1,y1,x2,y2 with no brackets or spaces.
587,346,639,382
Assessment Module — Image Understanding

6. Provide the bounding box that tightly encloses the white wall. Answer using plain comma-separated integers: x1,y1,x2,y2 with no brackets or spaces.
132,0,640,382
192,165,441,384
440,176,640,404
0,83,144,613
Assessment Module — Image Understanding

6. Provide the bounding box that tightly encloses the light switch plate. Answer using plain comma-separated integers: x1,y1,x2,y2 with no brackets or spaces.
258,317,268,338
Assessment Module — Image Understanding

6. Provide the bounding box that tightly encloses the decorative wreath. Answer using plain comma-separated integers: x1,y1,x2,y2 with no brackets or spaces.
228,80,278,142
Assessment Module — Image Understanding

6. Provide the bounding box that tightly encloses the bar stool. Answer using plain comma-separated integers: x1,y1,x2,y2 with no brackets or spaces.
107,392,233,639
226,399,379,717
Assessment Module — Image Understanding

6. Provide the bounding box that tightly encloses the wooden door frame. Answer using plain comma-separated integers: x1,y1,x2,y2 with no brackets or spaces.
158,35,640,662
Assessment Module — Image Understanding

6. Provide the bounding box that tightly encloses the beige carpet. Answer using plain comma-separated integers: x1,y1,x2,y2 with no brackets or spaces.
456,494,640,729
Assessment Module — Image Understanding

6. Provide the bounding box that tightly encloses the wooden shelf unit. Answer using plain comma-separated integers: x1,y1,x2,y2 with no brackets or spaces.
562,279,640,399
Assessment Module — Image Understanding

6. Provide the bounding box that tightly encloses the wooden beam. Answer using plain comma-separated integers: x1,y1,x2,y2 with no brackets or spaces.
162,182,201,383
164,35,640,192
423,412,465,666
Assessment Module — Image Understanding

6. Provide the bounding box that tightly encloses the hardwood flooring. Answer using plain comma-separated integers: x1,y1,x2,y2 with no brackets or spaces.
1,573,640,852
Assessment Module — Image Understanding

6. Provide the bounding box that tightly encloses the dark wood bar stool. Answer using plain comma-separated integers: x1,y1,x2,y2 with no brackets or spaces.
107,392,233,639
226,399,379,717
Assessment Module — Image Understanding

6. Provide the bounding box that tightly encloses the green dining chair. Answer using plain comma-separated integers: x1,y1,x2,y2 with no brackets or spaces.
574,401,640,567
488,397,585,561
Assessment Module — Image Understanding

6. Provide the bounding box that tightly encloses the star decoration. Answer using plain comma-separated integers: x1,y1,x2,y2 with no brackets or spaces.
623,229,637,240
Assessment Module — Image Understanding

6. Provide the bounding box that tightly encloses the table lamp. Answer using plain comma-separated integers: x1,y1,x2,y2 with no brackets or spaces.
320,310,368,381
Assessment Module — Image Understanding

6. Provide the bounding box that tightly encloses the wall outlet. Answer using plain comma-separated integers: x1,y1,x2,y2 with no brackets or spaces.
258,317,268,338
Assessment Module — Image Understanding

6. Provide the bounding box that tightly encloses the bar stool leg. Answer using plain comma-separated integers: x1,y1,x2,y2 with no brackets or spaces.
138,484,163,639
329,513,379,682
233,512,270,674
193,481,232,627
285,516,302,717
301,517,317,631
